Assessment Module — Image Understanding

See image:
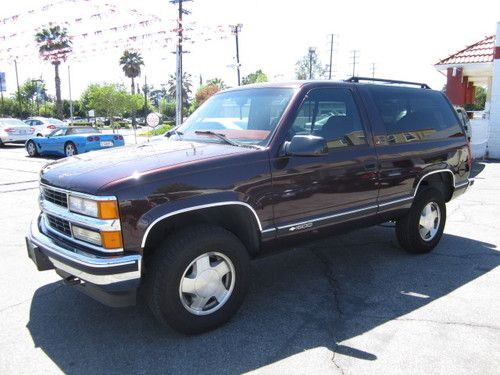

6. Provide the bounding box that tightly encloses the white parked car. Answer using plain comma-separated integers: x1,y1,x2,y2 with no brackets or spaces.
0,118,34,147
24,117,66,137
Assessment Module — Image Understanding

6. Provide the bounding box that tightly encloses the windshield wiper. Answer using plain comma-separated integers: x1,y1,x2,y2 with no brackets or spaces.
165,127,183,139
194,130,243,147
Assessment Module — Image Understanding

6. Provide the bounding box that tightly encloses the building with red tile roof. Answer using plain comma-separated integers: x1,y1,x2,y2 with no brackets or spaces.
435,35,495,107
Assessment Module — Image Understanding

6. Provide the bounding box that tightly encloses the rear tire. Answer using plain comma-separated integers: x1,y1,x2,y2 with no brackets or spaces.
64,142,77,157
26,140,38,157
395,188,446,254
145,224,250,334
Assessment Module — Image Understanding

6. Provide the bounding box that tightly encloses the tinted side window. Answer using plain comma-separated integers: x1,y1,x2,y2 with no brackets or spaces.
290,88,367,149
368,87,463,143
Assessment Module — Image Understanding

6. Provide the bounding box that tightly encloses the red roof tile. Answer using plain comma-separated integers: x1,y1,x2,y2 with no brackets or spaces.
435,35,495,65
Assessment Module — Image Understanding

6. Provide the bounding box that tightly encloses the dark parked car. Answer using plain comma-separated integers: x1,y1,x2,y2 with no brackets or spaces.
26,78,473,334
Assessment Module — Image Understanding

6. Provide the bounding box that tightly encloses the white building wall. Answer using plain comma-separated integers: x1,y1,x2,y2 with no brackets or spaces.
488,22,500,158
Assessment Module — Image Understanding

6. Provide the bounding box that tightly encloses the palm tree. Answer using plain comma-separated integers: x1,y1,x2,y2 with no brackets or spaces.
206,78,226,90
35,24,72,119
166,73,193,105
119,50,144,95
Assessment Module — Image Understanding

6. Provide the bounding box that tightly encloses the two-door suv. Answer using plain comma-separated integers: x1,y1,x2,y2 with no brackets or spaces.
26,78,473,334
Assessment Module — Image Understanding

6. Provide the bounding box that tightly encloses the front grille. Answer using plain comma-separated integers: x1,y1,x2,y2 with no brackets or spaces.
46,214,72,236
43,187,68,208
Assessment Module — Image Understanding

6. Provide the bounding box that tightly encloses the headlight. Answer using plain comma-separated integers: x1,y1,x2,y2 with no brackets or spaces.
72,225,102,246
69,196,98,217
72,226,123,249
69,196,119,219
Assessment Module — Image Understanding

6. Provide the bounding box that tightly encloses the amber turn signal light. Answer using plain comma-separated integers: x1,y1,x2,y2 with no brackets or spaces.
98,201,119,220
101,231,123,249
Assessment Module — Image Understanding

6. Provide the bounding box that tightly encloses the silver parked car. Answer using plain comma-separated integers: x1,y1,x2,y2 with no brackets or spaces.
0,118,34,147
24,117,66,137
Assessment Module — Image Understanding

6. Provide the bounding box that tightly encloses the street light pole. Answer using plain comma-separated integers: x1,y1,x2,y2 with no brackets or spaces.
230,24,243,86
68,65,73,124
175,0,183,127
308,47,316,79
328,34,334,80
14,60,22,116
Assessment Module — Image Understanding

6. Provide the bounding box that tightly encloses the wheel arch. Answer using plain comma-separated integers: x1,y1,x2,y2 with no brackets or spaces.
413,169,455,202
141,202,262,261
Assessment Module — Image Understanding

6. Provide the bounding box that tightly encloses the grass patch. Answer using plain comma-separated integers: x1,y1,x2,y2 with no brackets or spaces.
139,123,172,136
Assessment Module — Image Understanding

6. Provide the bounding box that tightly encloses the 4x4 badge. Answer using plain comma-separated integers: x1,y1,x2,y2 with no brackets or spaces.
289,222,313,231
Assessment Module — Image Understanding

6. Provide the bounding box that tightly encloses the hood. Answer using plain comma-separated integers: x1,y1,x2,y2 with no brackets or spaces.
40,139,254,194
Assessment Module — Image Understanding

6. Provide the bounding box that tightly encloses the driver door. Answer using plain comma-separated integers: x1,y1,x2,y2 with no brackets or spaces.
270,87,380,237
44,128,67,153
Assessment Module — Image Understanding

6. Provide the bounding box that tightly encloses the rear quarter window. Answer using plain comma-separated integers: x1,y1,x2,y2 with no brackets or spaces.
367,86,463,143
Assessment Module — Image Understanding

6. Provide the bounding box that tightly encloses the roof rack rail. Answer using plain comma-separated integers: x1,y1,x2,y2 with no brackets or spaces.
345,76,431,89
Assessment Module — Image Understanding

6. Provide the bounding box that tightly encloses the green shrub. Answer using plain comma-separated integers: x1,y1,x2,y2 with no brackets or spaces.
140,123,172,136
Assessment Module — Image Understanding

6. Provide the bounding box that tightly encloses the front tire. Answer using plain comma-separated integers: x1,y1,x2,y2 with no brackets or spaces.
64,142,77,157
26,140,38,157
145,224,250,334
395,188,446,254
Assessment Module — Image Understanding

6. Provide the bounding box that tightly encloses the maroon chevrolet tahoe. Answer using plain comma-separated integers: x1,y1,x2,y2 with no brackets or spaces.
26,78,474,334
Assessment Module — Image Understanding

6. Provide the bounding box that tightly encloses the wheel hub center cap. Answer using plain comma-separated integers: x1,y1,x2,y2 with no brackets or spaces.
195,270,220,298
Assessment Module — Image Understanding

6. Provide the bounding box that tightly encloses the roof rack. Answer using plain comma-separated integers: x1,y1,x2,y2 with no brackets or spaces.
345,76,431,89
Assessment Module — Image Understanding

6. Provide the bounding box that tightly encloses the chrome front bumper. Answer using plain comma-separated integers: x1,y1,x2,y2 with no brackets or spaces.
27,213,141,289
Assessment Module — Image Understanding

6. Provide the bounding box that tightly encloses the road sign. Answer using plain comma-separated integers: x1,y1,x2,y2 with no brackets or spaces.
146,112,161,128
88,109,95,117
0,72,6,92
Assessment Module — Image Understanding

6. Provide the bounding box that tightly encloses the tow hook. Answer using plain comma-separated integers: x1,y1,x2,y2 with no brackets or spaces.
62,275,82,286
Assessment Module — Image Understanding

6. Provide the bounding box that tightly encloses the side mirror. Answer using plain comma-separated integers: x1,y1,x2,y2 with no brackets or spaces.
283,134,328,157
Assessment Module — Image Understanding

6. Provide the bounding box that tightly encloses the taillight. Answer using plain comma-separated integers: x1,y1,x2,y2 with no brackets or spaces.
87,136,94,141
113,135,118,140
94,136,100,141
30,127,35,133
118,135,123,140
47,125,56,129
4,128,14,133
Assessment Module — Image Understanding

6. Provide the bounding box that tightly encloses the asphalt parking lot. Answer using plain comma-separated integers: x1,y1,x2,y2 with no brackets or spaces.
0,144,499,374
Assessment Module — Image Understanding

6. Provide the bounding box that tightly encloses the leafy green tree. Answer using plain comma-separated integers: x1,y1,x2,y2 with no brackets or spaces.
242,70,268,85
119,50,144,95
35,24,72,119
160,99,176,120
81,83,141,129
206,78,227,90
474,86,486,110
295,50,325,80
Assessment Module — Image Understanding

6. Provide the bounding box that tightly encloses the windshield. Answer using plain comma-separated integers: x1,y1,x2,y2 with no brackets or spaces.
48,118,66,126
177,88,295,146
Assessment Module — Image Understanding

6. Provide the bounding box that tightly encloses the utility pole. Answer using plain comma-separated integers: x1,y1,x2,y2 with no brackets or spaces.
172,0,184,127
144,75,148,117
350,50,359,77
308,47,316,79
371,63,376,79
14,60,22,117
0,73,5,116
68,65,73,124
230,24,243,86
328,34,334,80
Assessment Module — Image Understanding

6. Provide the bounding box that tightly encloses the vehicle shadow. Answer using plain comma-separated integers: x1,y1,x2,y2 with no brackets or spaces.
27,226,499,374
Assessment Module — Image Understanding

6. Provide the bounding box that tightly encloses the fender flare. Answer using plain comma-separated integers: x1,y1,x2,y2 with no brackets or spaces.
140,201,263,249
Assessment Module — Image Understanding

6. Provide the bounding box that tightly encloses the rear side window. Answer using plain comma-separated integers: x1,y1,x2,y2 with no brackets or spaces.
290,88,367,149
368,87,463,143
